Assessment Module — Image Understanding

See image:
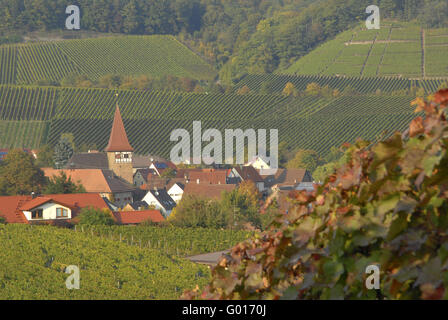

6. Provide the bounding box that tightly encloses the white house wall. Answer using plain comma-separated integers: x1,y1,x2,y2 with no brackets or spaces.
23,203,72,221
168,185,184,203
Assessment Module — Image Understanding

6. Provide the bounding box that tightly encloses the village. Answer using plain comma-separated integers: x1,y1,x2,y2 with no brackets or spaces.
0,105,315,227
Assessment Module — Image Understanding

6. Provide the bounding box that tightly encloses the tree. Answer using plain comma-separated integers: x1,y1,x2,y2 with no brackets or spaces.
183,89,448,300
122,0,141,34
0,149,46,196
54,136,74,169
221,186,261,230
282,82,297,96
77,207,116,226
237,181,260,210
286,149,321,172
237,85,251,95
43,172,86,195
259,81,274,95
36,144,54,168
168,195,226,228
305,82,321,96
160,168,176,178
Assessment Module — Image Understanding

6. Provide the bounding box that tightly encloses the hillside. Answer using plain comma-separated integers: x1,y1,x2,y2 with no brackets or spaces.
283,22,448,78
0,224,209,299
0,85,418,158
0,35,217,85
234,74,447,95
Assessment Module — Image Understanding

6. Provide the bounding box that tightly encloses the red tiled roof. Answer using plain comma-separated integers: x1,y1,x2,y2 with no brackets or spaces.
19,197,53,211
0,196,31,224
43,194,109,212
183,183,236,200
0,194,109,224
177,169,228,185
234,166,264,183
43,169,134,193
112,210,165,225
105,106,133,152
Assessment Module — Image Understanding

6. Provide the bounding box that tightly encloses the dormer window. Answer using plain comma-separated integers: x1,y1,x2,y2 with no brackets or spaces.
31,209,43,220
56,208,68,218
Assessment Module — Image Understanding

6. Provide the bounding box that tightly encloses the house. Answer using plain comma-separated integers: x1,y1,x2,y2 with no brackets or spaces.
245,156,271,171
133,168,158,187
259,168,314,191
183,183,236,201
43,168,135,208
142,189,177,217
150,160,177,176
295,182,316,192
228,166,265,193
0,194,109,224
66,151,109,169
112,210,165,225
167,182,185,203
176,168,230,185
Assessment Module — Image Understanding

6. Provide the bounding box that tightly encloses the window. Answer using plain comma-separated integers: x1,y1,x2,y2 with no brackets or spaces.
31,209,43,220
56,208,68,218
115,152,132,164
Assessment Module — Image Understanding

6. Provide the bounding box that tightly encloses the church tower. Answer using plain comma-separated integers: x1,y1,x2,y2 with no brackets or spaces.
105,106,134,184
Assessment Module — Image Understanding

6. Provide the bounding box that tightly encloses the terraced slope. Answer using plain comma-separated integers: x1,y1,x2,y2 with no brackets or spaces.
234,74,446,94
0,36,216,85
0,85,418,158
284,22,448,78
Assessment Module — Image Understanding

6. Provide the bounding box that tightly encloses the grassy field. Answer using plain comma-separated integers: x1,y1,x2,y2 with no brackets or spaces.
0,36,217,85
0,224,210,299
283,22,448,78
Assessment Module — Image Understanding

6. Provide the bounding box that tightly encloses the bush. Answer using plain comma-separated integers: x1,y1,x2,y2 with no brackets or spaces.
184,89,448,300
77,207,115,226
0,216,6,224
168,195,227,228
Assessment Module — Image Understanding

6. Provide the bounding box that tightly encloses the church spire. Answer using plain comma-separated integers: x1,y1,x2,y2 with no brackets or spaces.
105,105,133,152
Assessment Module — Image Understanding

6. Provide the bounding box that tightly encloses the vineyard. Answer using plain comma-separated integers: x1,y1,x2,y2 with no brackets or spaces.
234,74,446,94
75,225,251,257
0,36,216,85
283,22,448,78
0,224,210,299
0,83,419,158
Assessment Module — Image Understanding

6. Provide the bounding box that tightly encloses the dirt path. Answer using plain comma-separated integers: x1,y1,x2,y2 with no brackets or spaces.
318,33,355,75
422,28,426,78
346,40,417,45
376,26,393,76
186,250,229,266
360,33,378,76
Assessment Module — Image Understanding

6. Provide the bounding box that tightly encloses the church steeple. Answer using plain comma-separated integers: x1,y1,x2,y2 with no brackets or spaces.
105,104,134,184
105,105,133,152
